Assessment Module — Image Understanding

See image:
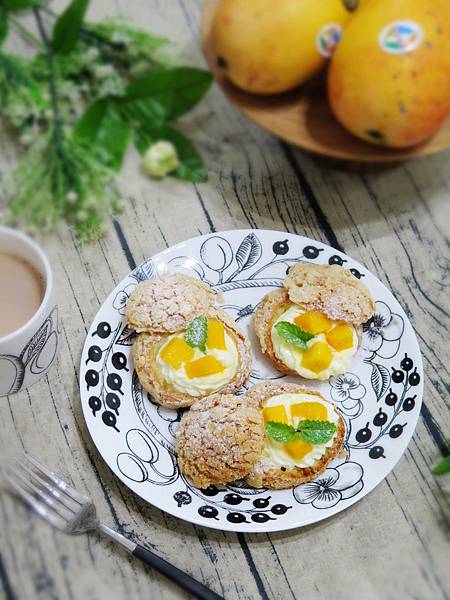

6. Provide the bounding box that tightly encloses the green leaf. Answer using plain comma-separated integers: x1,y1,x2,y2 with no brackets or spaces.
74,99,131,171
432,456,450,476
297,420,337,445
184,316,208,353
0,8,8,46
274,321,314,350
134,125,207,183
52,0,89,54
265,422,297,444
125,67,212,121
3,0,44,10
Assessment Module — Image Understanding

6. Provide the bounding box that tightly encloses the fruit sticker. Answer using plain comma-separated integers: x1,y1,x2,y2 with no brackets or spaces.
316,24,342,58
379,20,423,54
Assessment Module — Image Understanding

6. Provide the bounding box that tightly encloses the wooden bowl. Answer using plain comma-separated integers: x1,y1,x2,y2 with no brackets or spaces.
201,0,450,163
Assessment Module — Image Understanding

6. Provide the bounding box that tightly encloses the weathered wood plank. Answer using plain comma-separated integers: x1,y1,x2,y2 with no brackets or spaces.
0,1,449,599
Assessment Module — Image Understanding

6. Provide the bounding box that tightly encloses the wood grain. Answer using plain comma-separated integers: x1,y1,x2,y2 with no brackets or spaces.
0,1,449,599
201,0,450,163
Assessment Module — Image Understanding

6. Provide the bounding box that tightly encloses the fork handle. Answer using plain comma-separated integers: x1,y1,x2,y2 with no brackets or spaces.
132,544,223,600
98,524,222,600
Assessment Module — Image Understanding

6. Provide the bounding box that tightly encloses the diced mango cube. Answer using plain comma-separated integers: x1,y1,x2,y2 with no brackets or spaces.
263,405,288,424
301,342,333,373
206,320,226,350
291,402,328,421
326,323,354,351
160,337,195,369
294,310,333,335
185,355,225,378
284,438,313,460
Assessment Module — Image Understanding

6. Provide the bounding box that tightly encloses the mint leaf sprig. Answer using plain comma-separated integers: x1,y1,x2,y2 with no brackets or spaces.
432,438,450,476
274,321,314,350
184,316,208,353
265,420,337,445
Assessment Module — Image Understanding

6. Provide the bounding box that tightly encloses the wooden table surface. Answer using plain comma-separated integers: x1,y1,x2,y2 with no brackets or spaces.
1,2,449,599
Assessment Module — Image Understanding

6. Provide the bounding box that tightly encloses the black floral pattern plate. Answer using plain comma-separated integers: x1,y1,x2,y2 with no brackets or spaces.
80,230,423,532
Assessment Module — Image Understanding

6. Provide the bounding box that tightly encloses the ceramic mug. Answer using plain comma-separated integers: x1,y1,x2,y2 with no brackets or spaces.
0,227,59,397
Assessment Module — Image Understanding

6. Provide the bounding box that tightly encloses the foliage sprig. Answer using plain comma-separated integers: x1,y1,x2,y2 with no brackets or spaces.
0,0,212,240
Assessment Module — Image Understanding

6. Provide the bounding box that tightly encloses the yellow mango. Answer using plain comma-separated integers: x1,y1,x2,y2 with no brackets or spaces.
211,0,359,94
326,323,354,351
295,311,333,335
160,337,194,369
302,342,333,373
284,438,313,460
328,0,450,147
185,355,225,378
206,320,226,350
263,405,288,424
291,402,328,421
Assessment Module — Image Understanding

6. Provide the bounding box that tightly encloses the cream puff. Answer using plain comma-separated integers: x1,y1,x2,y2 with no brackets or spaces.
254,263,375,380
245,382,346,489
176,392,264,488
126,273,252,408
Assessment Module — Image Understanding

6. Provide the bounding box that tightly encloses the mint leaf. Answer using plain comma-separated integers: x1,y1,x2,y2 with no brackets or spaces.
432,456,450,476
184,316,208,353
74,100,131,171
274,321,314,350
52,0,90,54
297,420,337,445
265,421,297,444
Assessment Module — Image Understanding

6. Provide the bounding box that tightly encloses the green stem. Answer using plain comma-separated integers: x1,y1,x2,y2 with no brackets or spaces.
32,6,74,193
8,15,43,49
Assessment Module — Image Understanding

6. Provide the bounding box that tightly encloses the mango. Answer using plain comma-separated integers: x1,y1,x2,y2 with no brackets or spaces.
328,0,450,147
326,323,354,351
160,337,194,369
295,311,333,335
211,0,359,94
284,438,313,461
301,342,333,373
206,320,226,350
291,402,328,421
263,405,288,424
185,356,225,378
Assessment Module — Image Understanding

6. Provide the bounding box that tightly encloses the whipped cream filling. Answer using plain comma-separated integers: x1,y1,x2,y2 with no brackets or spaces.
262,392,340,469
156,330,239,397
271,304,358,381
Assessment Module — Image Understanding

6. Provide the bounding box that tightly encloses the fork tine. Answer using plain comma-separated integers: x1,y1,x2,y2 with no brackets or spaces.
11,468,74,522
23,453,89,504
16,459,80,513
5,473,66,531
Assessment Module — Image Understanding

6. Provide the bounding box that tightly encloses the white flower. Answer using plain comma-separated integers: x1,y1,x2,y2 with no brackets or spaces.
66,191,79,204
85,47,100,61
143,141,179,178
111,31,129,44
93,64,115,79
19,133,33,146
76,210,88,222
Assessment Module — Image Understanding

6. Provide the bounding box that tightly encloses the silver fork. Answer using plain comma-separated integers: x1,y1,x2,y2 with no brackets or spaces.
5,453,222,600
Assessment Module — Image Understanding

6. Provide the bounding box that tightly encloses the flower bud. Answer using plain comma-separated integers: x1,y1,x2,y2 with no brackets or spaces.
143,141,179,178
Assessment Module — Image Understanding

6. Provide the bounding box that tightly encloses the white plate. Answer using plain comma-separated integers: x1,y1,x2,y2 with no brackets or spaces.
80,230,423,532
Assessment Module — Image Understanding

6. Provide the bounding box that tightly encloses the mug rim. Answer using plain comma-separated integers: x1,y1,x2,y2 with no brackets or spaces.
0,226,53,345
